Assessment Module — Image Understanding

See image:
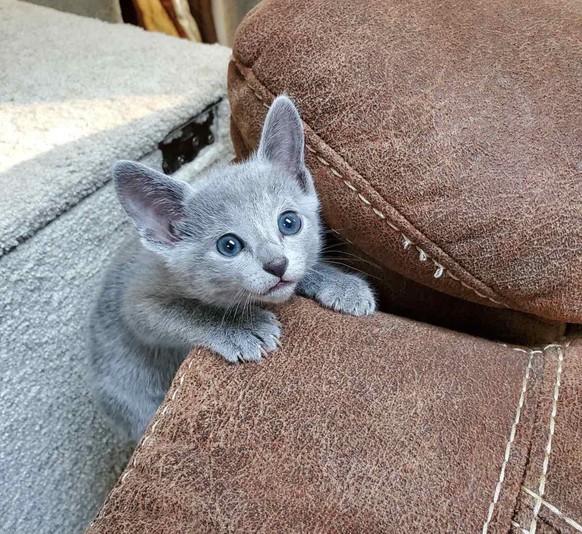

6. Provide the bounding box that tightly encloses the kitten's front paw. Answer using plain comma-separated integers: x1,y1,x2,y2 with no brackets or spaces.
213,309,282,363
316,274,376,316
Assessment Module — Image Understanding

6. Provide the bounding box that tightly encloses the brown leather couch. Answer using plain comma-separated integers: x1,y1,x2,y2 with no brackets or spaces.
88,1,582,532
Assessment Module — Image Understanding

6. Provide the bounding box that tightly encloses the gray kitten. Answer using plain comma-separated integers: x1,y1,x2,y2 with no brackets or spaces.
88,96,376,440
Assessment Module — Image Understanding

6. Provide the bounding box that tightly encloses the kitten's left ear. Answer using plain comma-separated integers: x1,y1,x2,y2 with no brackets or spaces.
258,95,313,191
113,160,190,254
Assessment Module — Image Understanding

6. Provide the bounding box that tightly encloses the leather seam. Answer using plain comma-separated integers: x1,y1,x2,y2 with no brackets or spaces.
499,342,572,534
482,348,537,533
522,486,582,533
512,520,530,534
232,59,511,309
87,351,199,529
526,343,569,534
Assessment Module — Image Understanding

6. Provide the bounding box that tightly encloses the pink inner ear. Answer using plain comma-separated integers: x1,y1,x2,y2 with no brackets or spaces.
115,160,188,248
130,200,183,246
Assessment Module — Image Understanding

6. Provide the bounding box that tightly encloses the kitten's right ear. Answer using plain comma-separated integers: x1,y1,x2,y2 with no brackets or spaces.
113,160,189,253
258,95,314,192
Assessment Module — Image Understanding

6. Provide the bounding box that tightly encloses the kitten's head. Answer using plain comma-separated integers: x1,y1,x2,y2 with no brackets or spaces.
114,95,321,307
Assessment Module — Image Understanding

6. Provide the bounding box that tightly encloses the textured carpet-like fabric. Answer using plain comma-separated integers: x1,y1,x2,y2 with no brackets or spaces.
87,299,582,533
0,2,233,532
0,0,231,256
0,149,233,534
228,0,582,324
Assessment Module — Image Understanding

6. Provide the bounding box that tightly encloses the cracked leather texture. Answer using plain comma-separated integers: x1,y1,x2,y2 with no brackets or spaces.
227,0,582,324
86,299,582,533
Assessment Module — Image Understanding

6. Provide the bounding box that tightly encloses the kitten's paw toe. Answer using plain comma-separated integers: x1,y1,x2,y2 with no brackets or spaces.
215,310,282,363
317,276,376,316
249,309,282,352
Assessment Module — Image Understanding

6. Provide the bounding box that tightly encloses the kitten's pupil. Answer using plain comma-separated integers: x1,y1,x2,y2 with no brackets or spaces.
226,239,235,250
283,216,293,229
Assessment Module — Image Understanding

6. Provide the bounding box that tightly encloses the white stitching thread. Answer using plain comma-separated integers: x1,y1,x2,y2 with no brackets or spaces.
330,228,354,246
372,207,385,219
343,180,357,192
523,486,582,533
309,147,503,298
417,247,428,262
88,354,198,528
496,342,574,534
314,155,507,304
357,193,371,205
498,342,570,355
245,77,510,308
482,349,535,533
528,345,566,534
498,343,532,354
512,520,529,534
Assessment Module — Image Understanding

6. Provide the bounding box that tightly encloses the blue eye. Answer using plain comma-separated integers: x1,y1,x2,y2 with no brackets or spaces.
278,211,302,236
216,234,243,256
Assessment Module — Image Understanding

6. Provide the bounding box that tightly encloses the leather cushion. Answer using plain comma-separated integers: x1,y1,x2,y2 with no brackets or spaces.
86,299,581,532
227,0,582,323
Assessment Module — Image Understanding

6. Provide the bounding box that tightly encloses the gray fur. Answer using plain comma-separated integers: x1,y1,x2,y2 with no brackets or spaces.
297,263,376,316
88,96,377,440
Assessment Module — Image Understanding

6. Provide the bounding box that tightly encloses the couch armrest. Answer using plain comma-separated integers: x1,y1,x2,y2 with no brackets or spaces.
88,299,580,532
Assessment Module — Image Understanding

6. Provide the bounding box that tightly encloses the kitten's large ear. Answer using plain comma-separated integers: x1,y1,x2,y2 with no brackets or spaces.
258,95,312,190
113,160,189,252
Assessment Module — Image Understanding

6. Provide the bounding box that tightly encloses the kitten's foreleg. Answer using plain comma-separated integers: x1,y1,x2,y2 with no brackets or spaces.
297,262,376,316
122,296,281,362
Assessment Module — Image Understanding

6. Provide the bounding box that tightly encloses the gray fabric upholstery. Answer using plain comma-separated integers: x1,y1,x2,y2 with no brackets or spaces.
0,0,231,255
0,2,233,532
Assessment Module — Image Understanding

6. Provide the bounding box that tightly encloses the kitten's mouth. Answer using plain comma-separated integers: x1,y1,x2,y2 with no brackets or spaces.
264,280,294,295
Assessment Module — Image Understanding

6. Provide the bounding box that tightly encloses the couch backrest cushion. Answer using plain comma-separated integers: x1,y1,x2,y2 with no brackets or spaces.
228,0,582,324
